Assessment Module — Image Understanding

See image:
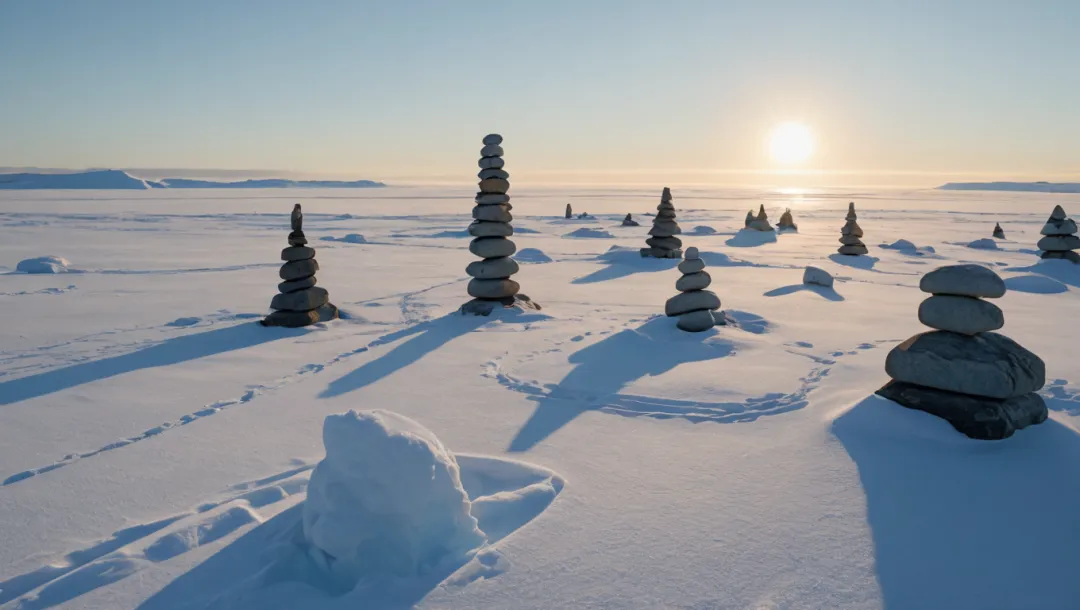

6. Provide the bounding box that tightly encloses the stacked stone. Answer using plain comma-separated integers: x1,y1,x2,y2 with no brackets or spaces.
744,210,754,228
565,203,573,219
621,213,640,227
640,187,683,258
993,222,1005,239
837,202,868,255
262,204,339,327
747,205,774,232
1038,205,1079,263
665,247,722,332
778,208,797,231
462,134,538,315
876,264,1047,440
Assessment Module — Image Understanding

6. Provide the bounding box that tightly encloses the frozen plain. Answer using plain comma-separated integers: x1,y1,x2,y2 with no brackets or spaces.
1,185,1079,609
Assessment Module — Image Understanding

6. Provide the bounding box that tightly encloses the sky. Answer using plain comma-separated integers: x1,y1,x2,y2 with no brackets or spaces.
1,0,1078,187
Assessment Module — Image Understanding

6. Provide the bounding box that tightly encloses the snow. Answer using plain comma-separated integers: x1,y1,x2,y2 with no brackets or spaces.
880,238,936,255
321,233,368,244
563,228,614,239
1,185,1079,610
15,255,74,274
966,237,999,250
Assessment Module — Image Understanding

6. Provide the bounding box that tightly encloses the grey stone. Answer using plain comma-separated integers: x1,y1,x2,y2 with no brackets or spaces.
478,156,505,170
460,294,540,316
676,309,716,332
478,168,510,180
661,187,672,202
679,258,706,273
918,295,1004,335
778,210,797,230
837,244,868,256
648,221,682,237
876,381,1047,440
665,290,721,316
1037,235,1080,251
839,234,865,246
473,204,513,222
845,202,858,221
621,213,638,227
291,204,303,232
480,144,504,158
475,193,510,205
647,236,683,250
468,221,513,238
657,209,677,219
281,246,315,262
288,230,307,246
278,275,317,293
840,221,864,237
993,223,1005,239
676,271,712,292
483,134,503,146
468,278,520,299
565,203,572,219
685,247,700,260
919,264,1006,298
802,266,833,287
1042,250,1080,263
640,246,682,259
1040,218,1077,236
466,256,519,279
479,178,509,194
747,219,774,232
1049,204,1067,221
884,331,1045,399
744,211,754,228
470,237,516,258
271,286,329,312
262,302,339,328
280,258,319,281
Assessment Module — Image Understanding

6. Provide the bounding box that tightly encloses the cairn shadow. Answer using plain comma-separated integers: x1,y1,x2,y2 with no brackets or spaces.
828,253,879,270
834,396,1080,609
508,317,735,452
571,257,679,285
0,322,305,406
764,284,845,302
1005,260,1080,289
725,230,777,248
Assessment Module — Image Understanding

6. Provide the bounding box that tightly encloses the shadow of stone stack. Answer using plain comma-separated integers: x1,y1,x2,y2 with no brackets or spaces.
261,204,339,327
876,264,1047,439
993,222,1005,239
640,187,682,258
1038,205,1079,264
461,134,540,316
837,202,868,255
665,247,722,332
747,204,774,232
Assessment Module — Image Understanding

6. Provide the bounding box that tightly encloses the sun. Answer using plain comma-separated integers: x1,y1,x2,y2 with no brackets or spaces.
769,122,814,164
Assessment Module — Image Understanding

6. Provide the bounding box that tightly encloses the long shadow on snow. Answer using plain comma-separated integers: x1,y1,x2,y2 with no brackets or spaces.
0,323,306,406
572,248,754,285
1005,260,1080,289
763,284,845,302
834,396,1080,609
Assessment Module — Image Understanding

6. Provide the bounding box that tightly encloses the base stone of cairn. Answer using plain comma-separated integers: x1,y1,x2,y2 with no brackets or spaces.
993,222,1005,239
262,204,339,327
622,213,640,227
777,208,797,231
746,205,774,232
462,134,539,316
837,202,868,256
640,187,683,258
665,247,722,332
1038,205,1079,264
876,264,1047,439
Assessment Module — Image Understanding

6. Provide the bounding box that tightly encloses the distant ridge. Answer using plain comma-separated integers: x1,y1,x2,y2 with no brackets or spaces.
938,182,1080,194
0,170,385,190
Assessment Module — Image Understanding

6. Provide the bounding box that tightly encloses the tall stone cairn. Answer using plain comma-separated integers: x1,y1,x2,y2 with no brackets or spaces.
837,202,868,255
876,264,1047,440
640,187,682,258
744,210,754,228
747,204,774,232
565,203,573,219
1038,205,1079,263
461,134,539,315
666,247,722,332
261,204,339,327
992,222,1005,239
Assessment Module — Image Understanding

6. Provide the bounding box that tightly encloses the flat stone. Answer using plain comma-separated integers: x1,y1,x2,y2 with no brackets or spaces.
480,144,504,158
648,221,682,237
837,244,868,256
678,258,706,273
262,303,339,328
676,309,715,332
661,187,672,201
657,202,675,211
478,156,505,170
478,178,509,194
918,295,1004,335
475,193,510,205
466,256,519,279
656,210,677,219
278,275,317,293
469,237,516,258
280,258,319,281
621,219,640,226
288,230,308,246
1049,205,1067,221
840,221,864,237
647,236,683,250
684,246,700,260
271,286,329,312
1037,235,1080,251
665,290,721,316
1042,250,1080,263
803,266,834,287
468,278,520,299
1040,218,1076,236
919,264,1006,298
676,271,712,291
460,294,540,316
478,168,510,180
640,247,682,259
876,381,1047,440
473,204,513,222
839,234,865,246
468,221,513,238
281,246,315,262
482,134,503,146
885,331,1045,399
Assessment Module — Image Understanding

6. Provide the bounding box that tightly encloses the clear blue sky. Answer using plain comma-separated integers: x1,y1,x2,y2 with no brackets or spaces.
1,0,1077,186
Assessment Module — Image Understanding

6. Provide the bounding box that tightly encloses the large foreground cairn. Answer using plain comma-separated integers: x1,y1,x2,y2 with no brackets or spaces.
777,208,797,231
640,187,682,258
665,247,722,332
837,202,868,255
993,222,1005,239
1038,205,1079,263
746,205,774,232
876,264,1047,439
462,134,539,315
262,204,339,327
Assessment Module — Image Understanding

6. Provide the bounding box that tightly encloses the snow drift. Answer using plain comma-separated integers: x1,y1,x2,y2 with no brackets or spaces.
15,255,74,274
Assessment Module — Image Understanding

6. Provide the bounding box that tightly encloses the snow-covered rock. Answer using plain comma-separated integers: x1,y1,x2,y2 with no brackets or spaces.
564,228,614,239
802,266,834,287
15,256,72,274
966,238,999,250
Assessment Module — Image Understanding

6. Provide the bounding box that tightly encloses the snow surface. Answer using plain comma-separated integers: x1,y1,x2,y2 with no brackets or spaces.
966,237,999,250
939,182,1080,193
1,186,1079,609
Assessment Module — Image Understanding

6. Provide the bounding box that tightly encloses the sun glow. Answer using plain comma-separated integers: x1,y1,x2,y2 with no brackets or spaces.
769,122,815,164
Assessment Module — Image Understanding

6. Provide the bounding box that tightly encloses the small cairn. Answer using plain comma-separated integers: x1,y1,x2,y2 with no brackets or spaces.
666,247,721,332
746,205,774,232
744,210,754,229
565,203,573,219
621,213,640,227
992,222,1005,239
262,204,339,327
876,264,1047,439
778,208,797,231
640,187,682,258
837,202,868,255
462,134,539,315
1038,205,1079,263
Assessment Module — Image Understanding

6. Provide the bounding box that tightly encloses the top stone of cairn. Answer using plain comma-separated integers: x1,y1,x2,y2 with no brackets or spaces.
919,264,1006,299
1050,204,1067,221
845,201,857,221
483,133,503,146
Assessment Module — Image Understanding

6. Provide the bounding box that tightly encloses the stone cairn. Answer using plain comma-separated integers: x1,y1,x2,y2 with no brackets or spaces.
744,210,754,229
993,222,1005,239
622,213,640,227
876,264,1047,439
837,202,868,255
746,205,774,232
1038,205,1079,263
565,203,573,219
262,204,339,327
666,247,722,332
640,187,682,258
462,134,539,315
778,208,797,231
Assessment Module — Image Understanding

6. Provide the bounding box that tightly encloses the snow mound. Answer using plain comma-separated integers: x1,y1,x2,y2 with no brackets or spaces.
881,239,936,255
686,225,717,235
966,238,999,250
1004,274,1069,294
515,248,552,263
15,255,73,274
302,410,485,589
321,233,367,244
563,228,614,239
